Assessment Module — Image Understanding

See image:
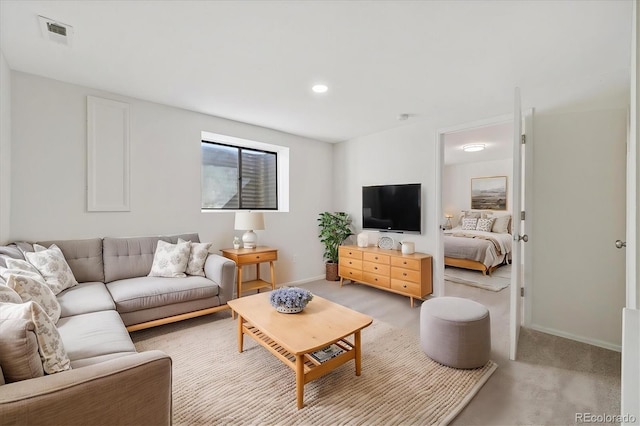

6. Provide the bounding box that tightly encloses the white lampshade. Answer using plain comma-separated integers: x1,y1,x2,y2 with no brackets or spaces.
234,212,265,249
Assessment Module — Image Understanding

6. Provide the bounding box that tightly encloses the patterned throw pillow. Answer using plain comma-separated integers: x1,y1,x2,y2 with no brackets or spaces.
3,258,42,279
148,240,191,278
476,218,495,232
461,218,478,230
0,285,21,304
178,238,212,277
0,301,71,375
25,245,78,295
6,274,61,323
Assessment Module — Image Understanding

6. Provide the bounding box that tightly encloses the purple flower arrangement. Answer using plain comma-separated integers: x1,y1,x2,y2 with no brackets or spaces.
269,287,313,312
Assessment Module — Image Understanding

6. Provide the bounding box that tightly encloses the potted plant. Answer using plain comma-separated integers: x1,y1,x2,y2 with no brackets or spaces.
317,212,353,281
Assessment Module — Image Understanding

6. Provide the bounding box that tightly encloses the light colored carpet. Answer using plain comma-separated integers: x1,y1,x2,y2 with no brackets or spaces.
444,264,511,291
132,314,497,425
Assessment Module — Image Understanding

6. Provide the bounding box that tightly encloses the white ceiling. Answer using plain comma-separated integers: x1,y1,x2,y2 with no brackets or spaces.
444,121,513,165
0,1,632,143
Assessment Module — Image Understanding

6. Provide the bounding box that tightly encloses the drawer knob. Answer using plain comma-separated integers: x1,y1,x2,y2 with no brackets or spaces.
256,256,260,259
403,285,407,288
375,256,378,260
349,252,353,255
403,273,407,276
374,278,378,282
374,266,378,270
403,261,407,265
349,261,352,264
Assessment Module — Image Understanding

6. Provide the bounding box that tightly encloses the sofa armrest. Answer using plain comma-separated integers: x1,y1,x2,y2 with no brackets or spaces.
0,350,171,426
204,254,236,302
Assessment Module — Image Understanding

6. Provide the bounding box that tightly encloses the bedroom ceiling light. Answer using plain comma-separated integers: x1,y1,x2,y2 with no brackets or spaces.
312,84,328,93
462,144,485,152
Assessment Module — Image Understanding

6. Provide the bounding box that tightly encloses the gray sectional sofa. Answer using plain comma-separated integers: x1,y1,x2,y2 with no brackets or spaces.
0,233,236,425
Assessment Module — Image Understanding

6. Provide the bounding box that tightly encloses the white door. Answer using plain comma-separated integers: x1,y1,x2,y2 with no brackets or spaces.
510,88,527,360
621,0,638,422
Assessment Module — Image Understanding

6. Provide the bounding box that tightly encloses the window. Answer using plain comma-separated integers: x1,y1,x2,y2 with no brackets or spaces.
201,132,288,211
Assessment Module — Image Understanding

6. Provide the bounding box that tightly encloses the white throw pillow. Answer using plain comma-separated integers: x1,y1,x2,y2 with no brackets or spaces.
0,301,71,374
3,258,43,279
6,274,61,323
476,218,495,232
178,238,212,277
148,240,191,278
490,215,511,234
25,244,78,295
0,285,21,304
461,218,478,231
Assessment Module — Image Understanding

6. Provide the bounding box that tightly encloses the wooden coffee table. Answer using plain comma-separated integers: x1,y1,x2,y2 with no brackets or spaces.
227,292,373,409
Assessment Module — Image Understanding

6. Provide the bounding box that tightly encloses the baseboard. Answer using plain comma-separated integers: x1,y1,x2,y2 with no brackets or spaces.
529,323,622,352
281,275,325,287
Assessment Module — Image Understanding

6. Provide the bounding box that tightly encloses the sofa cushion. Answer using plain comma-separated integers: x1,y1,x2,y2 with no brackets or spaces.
0,317,43,382
106,276,218,314
103,233,200,283
6,274,61,323
57,310,135,362
0,302,71,377
69,352,137,369
25,244,78,294
37,238,105,283
148,240,191,278
57,282,116,318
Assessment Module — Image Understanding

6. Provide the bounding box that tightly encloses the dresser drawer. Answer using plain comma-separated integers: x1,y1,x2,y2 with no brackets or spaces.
339,247,363,260
363,252,390,265
391,279,421,296
390,257,421,271
236,251,277,265
341,258,362,270
339,266,363,281
390,267,421,283
362,261,390,275
363,272,390,288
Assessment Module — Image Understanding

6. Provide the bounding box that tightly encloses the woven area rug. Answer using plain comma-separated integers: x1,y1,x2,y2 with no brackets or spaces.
445,264,511,292
132,314,496,425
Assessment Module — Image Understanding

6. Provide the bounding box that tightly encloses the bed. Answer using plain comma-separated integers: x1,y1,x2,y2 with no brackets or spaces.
443,212,512,276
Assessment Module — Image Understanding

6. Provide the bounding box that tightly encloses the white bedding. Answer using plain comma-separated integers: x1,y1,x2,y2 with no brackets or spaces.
444,228,512,268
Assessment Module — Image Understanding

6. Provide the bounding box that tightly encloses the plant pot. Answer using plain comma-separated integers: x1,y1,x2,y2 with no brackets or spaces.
325,262,339,281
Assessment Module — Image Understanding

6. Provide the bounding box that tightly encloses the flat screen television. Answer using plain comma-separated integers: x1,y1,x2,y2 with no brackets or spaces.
362,183,422,234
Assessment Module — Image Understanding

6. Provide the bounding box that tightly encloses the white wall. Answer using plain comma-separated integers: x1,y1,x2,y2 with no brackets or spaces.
443,158,513,226
0,51,10,244
334,107,627,350
530,109,627,349
10,72,333,284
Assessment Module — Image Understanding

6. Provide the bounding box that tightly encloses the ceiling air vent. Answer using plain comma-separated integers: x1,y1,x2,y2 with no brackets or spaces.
38,16,74,47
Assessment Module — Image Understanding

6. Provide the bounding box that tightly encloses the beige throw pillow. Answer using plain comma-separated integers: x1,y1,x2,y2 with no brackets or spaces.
3,258,43,280
6,274,61,323
178,238,212,277
148,240,191,278
490,215,511,234
25,244,78,295
0,301,71,375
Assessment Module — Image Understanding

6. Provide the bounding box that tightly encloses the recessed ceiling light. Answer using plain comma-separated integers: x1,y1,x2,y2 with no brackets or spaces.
462,144,485,152
312,84,328,93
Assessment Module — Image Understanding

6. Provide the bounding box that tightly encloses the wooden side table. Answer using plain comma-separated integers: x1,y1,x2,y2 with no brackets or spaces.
220,246,278,299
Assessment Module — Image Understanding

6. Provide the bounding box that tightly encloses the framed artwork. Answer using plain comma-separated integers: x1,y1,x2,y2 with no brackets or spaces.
471,176,507,210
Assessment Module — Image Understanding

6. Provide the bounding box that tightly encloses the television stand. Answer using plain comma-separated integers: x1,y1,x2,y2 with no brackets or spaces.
338,245,432,307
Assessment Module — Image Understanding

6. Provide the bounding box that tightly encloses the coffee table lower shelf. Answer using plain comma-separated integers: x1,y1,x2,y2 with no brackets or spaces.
240,322,361,409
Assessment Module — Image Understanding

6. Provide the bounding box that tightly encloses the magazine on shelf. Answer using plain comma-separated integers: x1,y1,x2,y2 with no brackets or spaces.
310,344,344,363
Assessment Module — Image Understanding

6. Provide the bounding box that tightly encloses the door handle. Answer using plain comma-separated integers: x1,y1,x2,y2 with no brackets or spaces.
516,234,528,242
615,240,626,249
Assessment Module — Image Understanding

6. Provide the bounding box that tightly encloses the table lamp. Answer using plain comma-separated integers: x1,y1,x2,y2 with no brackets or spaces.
234,212,265,249
445,214,453,230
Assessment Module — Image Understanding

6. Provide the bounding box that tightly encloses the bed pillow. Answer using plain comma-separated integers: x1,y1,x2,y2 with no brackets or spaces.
476,218,495,232
178,238,212,277
0,301,71,377
25,245,78,295
6,274,61,323
461,218,478,230
490,215,511,234
148,240,191,278
0,285,22,304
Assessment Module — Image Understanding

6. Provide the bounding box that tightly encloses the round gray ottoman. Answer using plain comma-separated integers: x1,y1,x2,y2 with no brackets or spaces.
420,297,490,369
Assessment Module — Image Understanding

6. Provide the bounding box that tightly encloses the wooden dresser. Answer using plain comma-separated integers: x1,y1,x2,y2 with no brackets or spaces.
338,245,432,307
